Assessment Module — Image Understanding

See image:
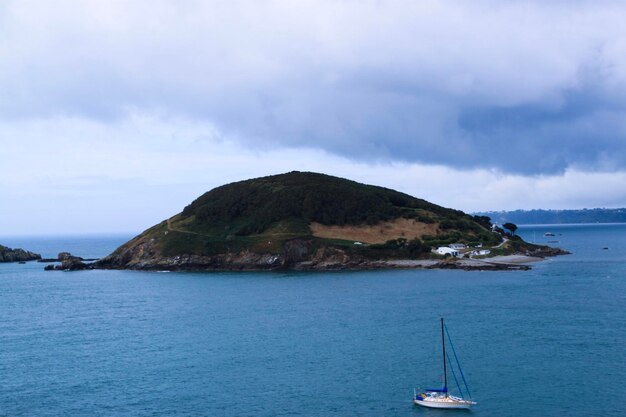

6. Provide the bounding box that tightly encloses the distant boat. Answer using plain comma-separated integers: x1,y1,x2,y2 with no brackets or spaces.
544,232,555,237
413,318,476,409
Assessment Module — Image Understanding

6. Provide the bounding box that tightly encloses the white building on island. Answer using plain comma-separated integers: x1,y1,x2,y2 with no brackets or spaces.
435,247,459,257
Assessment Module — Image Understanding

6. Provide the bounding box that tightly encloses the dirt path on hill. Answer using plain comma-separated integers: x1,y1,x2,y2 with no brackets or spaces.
166,218,303,239
167,218,202,235
494,237,509,248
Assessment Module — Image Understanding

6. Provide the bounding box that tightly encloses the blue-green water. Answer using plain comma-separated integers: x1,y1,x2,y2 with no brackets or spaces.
1,225,625,416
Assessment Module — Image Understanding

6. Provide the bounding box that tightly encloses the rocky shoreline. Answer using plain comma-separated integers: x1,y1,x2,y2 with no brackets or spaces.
46,256,562,272
86,256,544,272
83,242,569,273
81,256,543,272
41,237,570,272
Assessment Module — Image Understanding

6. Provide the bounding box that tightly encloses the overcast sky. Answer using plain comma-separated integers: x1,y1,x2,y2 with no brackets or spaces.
2,0,626,236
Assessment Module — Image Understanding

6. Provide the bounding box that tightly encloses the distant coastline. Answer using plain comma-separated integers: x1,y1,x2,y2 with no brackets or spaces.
475,208,626,225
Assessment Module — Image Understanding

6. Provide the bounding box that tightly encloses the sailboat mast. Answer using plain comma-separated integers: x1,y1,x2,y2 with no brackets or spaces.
441,317,448,396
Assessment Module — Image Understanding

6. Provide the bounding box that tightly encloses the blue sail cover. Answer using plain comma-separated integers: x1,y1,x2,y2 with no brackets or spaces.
425,387,448,393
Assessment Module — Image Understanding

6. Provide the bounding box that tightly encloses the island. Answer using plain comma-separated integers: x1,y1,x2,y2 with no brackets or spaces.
89,171,568,272
0,244,41,262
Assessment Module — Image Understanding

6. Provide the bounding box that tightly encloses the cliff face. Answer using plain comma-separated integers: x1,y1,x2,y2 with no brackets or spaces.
0,245,41,262
94,171,559,272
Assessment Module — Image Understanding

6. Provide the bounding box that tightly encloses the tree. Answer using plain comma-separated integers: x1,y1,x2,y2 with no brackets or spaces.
472,215,492,229
502,222,518,235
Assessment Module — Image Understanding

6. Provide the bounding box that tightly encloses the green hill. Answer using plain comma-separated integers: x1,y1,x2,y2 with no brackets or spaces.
95,171,549,271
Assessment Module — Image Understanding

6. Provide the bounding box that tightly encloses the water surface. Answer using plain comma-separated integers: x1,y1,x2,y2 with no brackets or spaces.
1,225,625,416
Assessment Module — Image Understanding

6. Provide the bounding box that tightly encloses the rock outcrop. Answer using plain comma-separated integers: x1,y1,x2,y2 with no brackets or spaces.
94,238,359,271
0,245,41,262
43,252,88,271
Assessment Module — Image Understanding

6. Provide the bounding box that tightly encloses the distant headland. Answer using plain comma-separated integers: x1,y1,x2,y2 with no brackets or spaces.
84,171,567,272
476,208,626,225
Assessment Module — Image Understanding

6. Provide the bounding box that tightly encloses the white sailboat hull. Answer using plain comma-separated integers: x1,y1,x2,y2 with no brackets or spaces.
414,396,475,409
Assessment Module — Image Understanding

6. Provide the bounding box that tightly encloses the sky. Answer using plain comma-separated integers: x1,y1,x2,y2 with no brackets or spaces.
2,0,626,236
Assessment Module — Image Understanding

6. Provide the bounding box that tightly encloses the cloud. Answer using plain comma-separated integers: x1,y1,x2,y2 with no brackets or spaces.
2,0,626,175
2,1,626,236
2,113,626,235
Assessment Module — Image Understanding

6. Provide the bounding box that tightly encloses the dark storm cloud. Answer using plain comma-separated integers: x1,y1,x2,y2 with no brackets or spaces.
456,79,626,173
2,0,626,174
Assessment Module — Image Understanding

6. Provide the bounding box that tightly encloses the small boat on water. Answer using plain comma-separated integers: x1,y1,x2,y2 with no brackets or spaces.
414,318,476,410
544,232,555,236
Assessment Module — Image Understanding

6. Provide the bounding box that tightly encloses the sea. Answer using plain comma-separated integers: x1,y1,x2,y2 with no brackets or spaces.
1,224,625,417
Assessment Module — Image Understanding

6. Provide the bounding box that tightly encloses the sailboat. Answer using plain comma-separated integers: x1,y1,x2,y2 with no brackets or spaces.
413,318,477,409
